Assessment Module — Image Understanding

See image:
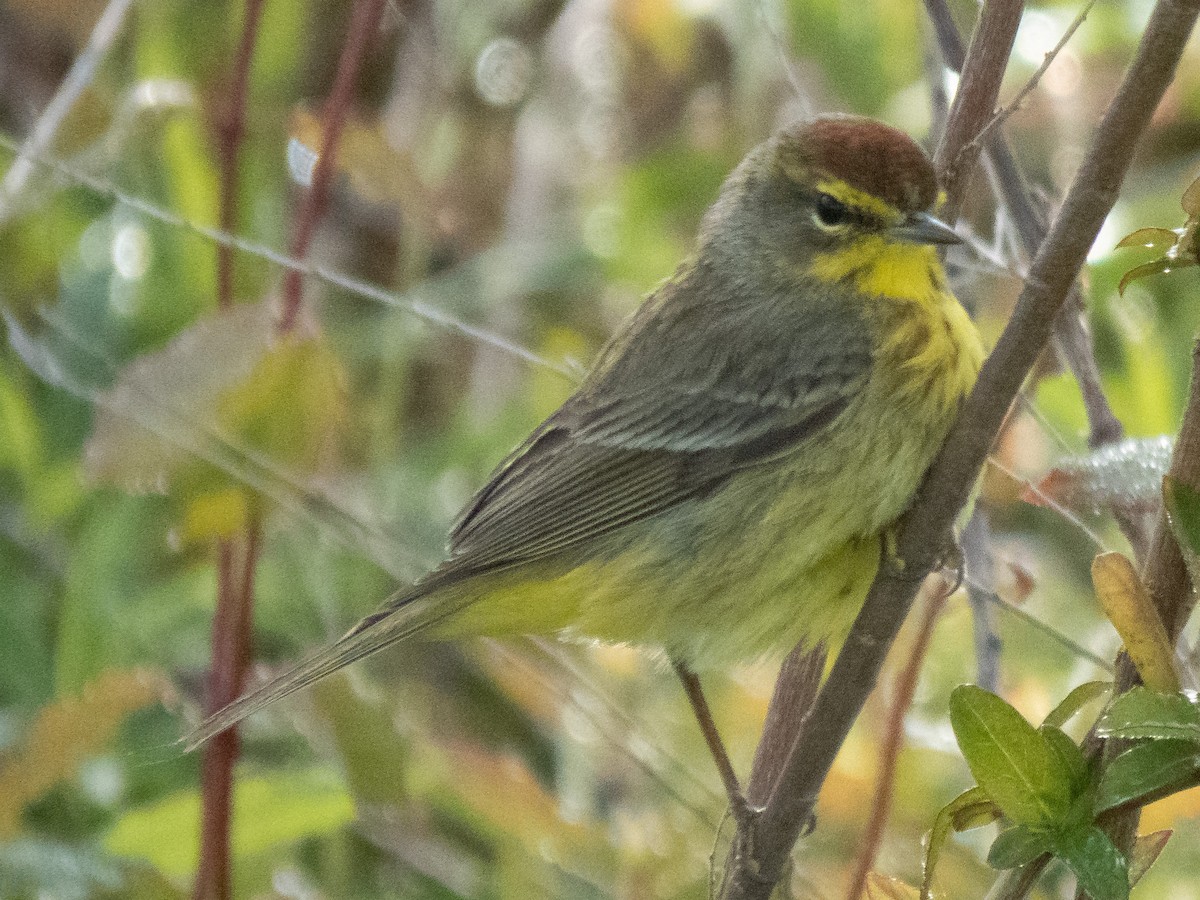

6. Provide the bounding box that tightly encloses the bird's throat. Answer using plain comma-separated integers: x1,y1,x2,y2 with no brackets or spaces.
808,238,946,306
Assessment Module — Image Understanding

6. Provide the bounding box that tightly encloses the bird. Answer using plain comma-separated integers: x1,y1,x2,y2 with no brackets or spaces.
184,114,985,756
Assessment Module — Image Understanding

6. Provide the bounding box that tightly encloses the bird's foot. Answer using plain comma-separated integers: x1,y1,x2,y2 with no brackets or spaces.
881,527,965,592
937,533,966,595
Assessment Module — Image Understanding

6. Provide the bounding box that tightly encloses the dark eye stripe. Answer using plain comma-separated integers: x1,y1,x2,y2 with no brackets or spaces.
815,192,849,226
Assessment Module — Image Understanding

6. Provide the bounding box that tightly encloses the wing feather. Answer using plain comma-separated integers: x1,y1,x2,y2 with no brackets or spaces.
440,275,875,580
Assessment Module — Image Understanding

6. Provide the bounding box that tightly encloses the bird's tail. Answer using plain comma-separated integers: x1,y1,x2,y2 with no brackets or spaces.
181,581,468,751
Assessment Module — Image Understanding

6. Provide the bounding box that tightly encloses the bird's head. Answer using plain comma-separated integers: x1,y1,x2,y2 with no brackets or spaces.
703,115,959,302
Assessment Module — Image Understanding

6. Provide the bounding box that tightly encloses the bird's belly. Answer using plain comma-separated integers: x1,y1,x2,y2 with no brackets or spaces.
444,335,974,667
559,386,955,666
566,348,969,667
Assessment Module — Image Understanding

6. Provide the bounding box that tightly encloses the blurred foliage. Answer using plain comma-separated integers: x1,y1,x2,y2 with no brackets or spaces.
1,0,1200,897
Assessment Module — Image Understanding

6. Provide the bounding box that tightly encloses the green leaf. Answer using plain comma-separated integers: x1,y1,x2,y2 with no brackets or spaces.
988,824,1052,870
105,772,354,876
1164,476,1200,598
1051,825,1130,900
1039,726,1089,795
1114,226,1180,251
1096,739,1200,813
922,786,998,899
1096,687,1200,740
1043,682,1112,729
949,686,1073,827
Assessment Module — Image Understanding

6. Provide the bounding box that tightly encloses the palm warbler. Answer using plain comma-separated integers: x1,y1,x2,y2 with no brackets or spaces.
186,114,984,748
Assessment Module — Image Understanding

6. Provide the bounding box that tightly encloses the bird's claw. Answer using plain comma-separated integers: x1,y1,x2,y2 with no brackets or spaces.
938,532,966,595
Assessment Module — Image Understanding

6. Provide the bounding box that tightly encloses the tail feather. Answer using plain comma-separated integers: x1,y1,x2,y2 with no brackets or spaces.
181,584,467,751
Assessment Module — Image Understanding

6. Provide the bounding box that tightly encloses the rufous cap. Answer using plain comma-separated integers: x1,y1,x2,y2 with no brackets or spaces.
775,115,939,213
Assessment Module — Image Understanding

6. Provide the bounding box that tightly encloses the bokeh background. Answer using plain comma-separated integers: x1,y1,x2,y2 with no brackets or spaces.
1,0,1200,897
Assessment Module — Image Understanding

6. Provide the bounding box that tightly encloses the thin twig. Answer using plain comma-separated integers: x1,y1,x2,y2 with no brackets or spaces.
971,577,1115,672
932,0,1024,219
720,0,1200,893
968,0,1098,158
985,455,1110,551
0,0,136,222
0,130,571,375
844,579,950,900
278,0,388,333
928,0,1136,561
962,511,1001,692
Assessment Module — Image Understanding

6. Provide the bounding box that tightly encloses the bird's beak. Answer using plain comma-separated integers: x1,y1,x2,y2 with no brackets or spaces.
890,211,962,246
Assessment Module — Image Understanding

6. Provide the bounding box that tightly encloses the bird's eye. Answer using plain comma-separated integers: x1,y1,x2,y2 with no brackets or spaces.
814,193,850,228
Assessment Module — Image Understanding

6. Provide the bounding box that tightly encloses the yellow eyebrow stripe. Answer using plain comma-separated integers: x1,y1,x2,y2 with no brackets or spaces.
815,178,897,221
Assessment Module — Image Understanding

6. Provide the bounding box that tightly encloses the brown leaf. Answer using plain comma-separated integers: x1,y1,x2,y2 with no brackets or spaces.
1118,257,1193,295
0,669,170,839
1181,174,1200,217
1129,829,1172,886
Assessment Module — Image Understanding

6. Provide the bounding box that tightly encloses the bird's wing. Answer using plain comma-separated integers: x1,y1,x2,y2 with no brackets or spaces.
444,298,873,576
181,289,873,748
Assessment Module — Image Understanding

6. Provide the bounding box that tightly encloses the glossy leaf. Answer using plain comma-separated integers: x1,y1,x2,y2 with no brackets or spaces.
1021,437,1172,518
1052,825,1130,900
1117,258,1195,296
949,686,1072,827
1096,687,1200,741
988,824,1051,870
1091,552,1179,692
1114,227,1180,252
1096,739,1200,813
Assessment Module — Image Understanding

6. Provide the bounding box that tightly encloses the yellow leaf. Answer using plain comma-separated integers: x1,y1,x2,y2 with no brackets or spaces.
86,303,348,548
0,669,169,839
177,485,253,543
1091,552,1179,691
85,301,275,493
866,873,922,899
289,107,425,208
215,334,346,475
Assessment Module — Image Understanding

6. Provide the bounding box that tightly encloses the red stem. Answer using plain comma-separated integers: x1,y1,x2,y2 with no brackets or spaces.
194,2,267,894
215,0,266,311
194,527,260,900
277,0,388,334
